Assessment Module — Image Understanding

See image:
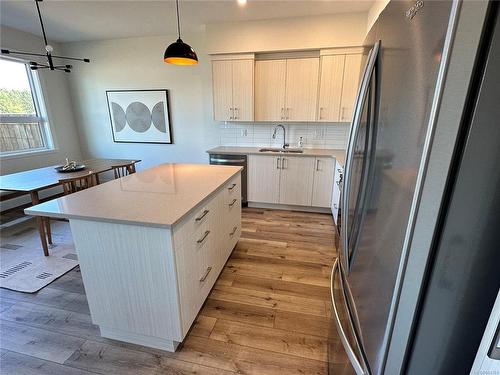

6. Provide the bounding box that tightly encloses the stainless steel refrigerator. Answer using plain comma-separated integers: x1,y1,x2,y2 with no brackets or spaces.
329,1,500,374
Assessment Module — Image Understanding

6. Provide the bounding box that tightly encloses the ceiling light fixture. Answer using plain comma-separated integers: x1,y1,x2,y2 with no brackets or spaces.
237,0,247,6
0,0,90,73
163,0,198,66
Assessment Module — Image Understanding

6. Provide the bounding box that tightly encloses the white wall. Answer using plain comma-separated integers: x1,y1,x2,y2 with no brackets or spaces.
366,0,390,35
61,13,367,167
206,12,368,54
0,26,82,175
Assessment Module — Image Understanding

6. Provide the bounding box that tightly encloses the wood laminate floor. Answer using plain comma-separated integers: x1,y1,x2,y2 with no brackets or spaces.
0,208,355,375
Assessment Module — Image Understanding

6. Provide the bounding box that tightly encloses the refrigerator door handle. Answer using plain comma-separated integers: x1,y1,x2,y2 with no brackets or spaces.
330,258,367,375
341,41,380,273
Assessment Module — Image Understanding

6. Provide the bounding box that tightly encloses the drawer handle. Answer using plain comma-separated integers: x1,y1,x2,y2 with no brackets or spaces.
228,183,237,191
197,230,210,244
229,226,238,236
228,198,237,207
195,209,209,222
199,267,212,282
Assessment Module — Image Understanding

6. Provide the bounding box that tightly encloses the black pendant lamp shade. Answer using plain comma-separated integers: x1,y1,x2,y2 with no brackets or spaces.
164,0,198,65
164,39,198,65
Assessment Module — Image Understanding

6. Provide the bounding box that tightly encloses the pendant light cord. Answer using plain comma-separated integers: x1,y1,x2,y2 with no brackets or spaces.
176,0,181,40
35,0,49,48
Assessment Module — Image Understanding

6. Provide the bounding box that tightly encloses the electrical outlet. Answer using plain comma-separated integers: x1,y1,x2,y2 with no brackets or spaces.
240,129,247,137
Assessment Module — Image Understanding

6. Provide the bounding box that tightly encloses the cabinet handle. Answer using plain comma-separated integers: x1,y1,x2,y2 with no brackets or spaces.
229,226,238,236
197,230,210,244
286,108,290,120
234,107,239,120
228,198,237,207
195,209,209,222
334,203,338,209
277,157,281,169
319,107,325,120
281,158,287,169
199,266,212,282
341,107,346,121
281,107,285,120
316,159,320,171
229,107,234,120
228,183,237,191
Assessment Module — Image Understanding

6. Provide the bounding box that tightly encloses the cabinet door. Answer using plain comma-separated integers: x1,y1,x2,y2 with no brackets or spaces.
318,55,345,122
212,60,233,121
339,54,363,122
279,156,315,206
255,60,286,121
248,155,280,203
232,59,254,121
285,58,320,122
312,157,335,208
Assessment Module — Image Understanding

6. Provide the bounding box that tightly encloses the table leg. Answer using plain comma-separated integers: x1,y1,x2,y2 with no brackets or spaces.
30,191,49,256
45,219,53,245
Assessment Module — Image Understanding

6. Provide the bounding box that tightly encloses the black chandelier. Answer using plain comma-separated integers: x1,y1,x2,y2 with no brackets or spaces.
0,0,90,73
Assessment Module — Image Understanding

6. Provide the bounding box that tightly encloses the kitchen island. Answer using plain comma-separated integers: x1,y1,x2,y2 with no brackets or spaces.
25,163,242,351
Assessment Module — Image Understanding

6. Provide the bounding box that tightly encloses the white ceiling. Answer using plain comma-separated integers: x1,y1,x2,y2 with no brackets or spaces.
0,0,373,43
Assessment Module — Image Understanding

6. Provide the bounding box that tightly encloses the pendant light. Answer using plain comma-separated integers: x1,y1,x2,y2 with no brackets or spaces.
1,0,90,73
164,0,198,65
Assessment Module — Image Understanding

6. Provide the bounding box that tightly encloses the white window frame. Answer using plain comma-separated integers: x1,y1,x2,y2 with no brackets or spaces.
0,57,55,158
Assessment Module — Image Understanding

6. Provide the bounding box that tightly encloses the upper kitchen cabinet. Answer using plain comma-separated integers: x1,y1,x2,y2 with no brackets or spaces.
254,59,287,121
212,57,254,122
340,54,363,122
285,58,320,122
318,49,363,123
255,57,319,122
318,55,345,122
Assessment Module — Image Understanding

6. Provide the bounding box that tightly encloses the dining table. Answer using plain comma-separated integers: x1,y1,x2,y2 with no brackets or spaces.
0,158,141,256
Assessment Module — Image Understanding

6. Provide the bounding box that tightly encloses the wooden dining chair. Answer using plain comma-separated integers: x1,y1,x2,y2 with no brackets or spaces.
43,172,98,252
111,162,137,179
59,171,98,195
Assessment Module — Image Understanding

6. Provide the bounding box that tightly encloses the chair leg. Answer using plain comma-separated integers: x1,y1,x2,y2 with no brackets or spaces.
45,218,53,245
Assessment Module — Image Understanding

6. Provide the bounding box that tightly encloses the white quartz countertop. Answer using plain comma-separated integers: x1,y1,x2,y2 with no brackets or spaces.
25,164,242,228
207,146,346,166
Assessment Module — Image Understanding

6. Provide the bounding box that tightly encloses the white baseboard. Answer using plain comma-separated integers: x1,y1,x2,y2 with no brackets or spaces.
100,326,180,352
248,202,332,214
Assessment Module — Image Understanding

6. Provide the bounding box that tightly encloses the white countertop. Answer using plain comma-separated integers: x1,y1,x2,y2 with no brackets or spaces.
25,164,242,228
207,146,346,166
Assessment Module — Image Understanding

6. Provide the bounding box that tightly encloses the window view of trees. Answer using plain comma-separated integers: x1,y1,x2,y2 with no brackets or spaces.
0,88,35,114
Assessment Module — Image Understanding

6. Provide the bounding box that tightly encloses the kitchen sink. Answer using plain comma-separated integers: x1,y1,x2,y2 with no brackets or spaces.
259,148,304,153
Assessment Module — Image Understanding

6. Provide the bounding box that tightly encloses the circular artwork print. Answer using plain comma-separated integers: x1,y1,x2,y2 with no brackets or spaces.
126,102,151,133
151,102,167,133
111,102,126,132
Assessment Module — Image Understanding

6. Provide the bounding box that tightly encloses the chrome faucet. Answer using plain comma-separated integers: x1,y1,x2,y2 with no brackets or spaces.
272,125,289,149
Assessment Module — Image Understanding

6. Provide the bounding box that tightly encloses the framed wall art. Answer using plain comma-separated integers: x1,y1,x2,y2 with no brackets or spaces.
106,89,172,144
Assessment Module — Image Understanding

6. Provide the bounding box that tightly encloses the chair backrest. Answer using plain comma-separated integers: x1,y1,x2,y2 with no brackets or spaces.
59,172,97,195
112,162,137,179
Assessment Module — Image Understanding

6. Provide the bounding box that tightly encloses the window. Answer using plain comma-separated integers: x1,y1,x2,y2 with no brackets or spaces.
0,58,53,156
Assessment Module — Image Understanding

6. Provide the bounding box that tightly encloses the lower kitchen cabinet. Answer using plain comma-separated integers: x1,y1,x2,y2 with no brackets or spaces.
311,157,335,207
279,156,315,206
248,154,281,203
248,154,336,208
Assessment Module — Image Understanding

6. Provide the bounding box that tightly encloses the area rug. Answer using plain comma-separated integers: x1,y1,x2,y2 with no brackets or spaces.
0,219,78,293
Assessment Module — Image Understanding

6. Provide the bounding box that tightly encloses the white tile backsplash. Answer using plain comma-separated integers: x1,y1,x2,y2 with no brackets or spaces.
219,122,349,149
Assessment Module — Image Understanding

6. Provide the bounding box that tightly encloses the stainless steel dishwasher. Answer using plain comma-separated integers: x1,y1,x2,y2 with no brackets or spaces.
209,153,247,206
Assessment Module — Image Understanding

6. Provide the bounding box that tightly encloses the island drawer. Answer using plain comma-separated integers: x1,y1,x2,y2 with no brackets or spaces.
173,193,219,248
224,175,241,205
